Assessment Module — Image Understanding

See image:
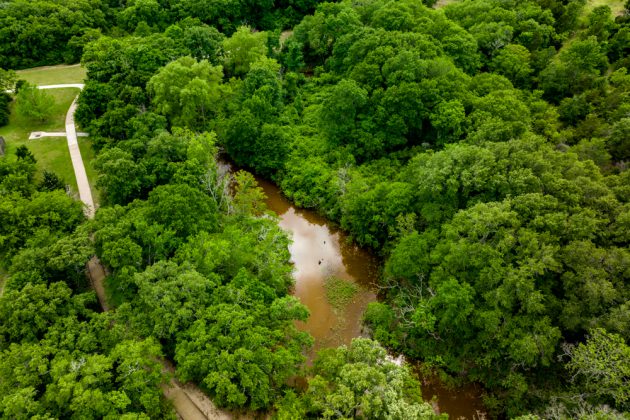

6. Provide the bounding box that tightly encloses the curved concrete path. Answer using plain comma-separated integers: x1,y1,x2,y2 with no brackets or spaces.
38,83,85,90
37,84,94,218
29,131,88,140
36,83,242,419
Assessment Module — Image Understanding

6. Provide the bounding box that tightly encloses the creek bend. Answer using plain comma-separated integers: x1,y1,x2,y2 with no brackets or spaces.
255,177,380,352
222,161,487,419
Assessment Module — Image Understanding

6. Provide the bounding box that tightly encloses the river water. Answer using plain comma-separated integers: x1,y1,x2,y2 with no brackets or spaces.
257,178,487,419
256,177,380,352
235,168,487,419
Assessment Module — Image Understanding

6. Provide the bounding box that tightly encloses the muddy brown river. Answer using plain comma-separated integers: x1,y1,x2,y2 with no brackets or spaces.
256,178,380,352
252,176,488,419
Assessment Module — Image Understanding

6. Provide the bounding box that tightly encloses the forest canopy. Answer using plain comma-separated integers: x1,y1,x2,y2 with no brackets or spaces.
1,0,629,418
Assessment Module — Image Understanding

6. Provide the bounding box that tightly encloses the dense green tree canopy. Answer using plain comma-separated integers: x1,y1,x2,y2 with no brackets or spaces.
299,338,442,419
4,0,629,417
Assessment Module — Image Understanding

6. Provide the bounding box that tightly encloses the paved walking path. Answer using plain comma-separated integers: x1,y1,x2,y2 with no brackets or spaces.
36,84,94,218
38,83,85,90
64,94,94,218
29,131,88,140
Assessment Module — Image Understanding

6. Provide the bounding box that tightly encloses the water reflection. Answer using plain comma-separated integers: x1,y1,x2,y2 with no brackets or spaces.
224,163,487,419
256,177,379,352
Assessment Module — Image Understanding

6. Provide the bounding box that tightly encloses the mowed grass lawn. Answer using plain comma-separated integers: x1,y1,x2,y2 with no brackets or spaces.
16,64,86,85
584,0,626,16
0,86,99,204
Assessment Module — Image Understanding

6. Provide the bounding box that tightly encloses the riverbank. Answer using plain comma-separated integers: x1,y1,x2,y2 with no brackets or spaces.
240,165,489,419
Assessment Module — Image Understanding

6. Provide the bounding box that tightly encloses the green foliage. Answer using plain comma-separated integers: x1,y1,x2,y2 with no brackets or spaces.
0,93,10,127
324,276,360,309
297,338,443,419
0,297,173,418
7,227,94,291
15,145,37,163
0,0,111,68
540,37,609,101
567,329,630,409
15,82,55,122
488,44,533,88
0,68,16,92
38,170,66,192
148,56,225,129
222,26,269,77
87,125,313,411
0,188,84,264
175,296,311,409
94,147,147,204
23,0,629,416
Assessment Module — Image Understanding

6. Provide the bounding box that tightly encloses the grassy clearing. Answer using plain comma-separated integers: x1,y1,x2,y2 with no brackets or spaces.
16,64,87,85
434,0,460,9
79,137,100,206
584,0,626,17
324,276,360,310
24,138,78,192
0,88,78,138
0,88,81,194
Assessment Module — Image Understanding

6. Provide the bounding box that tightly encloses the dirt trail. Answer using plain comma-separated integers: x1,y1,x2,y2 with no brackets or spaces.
87,257,109,311
86,257,241,419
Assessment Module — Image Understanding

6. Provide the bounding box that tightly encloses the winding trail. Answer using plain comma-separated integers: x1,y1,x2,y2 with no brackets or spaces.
36,84,94,217
46,86,239,419
25,82,233,418
87,255,236,420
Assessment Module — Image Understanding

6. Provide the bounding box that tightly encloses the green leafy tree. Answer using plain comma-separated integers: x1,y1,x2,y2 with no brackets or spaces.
94,148,147,205
300,338,442,419
148,56,225,128
15,82,55,122
15,145,36,163
7,227,93,291
587,6,615,42
567,329,630,409
222,26,268,77
319,79,368,144
180,23,225,63
540,37,609,101
609,118,630,161
489,44,533,88
0,282,83,347
175,296,311,410
0,68,16,92
38,170,65,192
